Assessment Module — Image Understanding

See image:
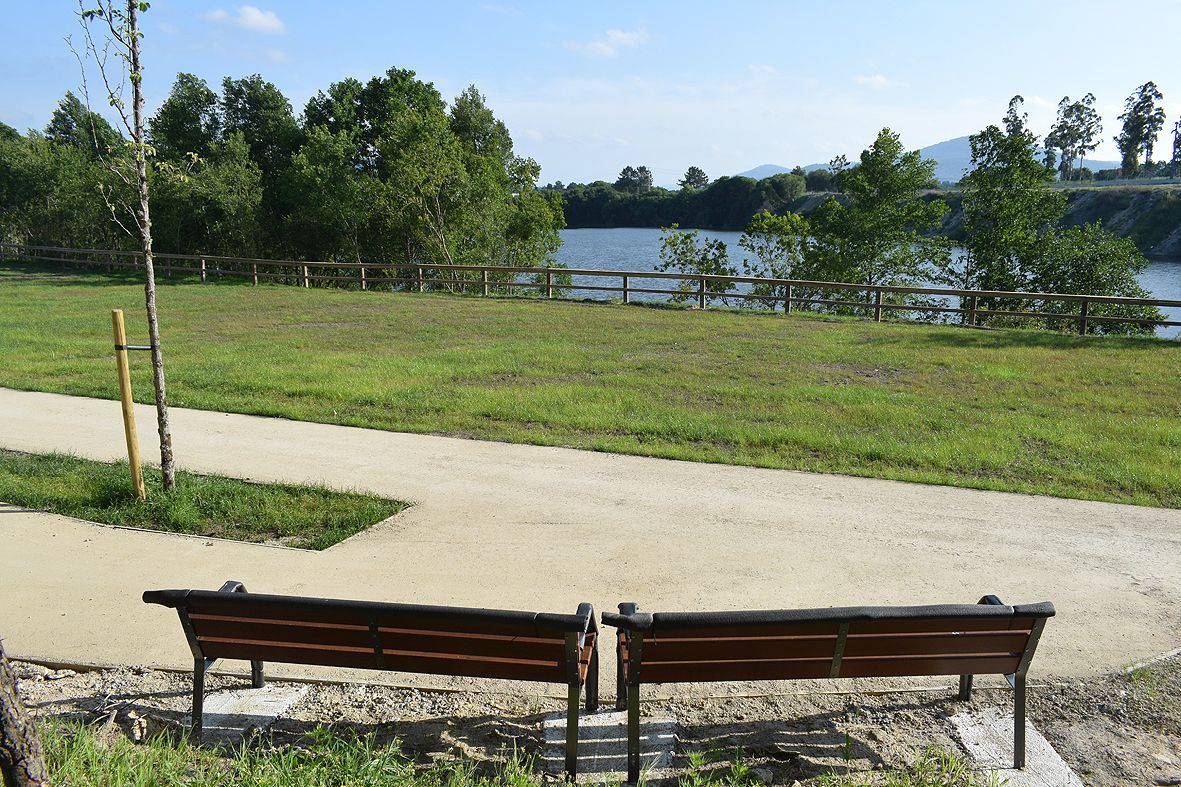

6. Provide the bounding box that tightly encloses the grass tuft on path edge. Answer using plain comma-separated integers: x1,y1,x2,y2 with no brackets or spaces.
0,449,408,549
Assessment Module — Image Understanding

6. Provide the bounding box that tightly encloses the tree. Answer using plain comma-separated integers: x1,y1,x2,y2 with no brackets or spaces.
449,85,512,162
0,637,49,787
1044,93,1102,181
656,225,736,303
737,210,812,309
809,128,949,292
957,96,1160,334
45,90,121,155
148,72,220,161
78,0,178,491
1115,81,1166,177
1171,118,1181,176
678,166,708,191
804,168,835,192
614,165,652,194
953,97,1063,297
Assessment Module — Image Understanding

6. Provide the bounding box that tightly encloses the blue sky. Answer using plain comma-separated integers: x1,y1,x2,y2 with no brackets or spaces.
4,1,1179,185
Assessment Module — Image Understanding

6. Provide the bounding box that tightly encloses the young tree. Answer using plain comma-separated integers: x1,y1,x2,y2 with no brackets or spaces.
809,128,949,291
1172,118,1181,176
1044,93,1102,181
656,225,736,303
678,166,709,191
737,211,812,309
77,0,177,491
1115,81,1166,177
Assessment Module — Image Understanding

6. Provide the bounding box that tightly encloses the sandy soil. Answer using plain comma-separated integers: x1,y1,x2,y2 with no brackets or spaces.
14,655,1181,785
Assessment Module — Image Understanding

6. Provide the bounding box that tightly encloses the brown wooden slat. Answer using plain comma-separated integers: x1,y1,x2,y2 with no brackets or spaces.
190,616,372,648
204,640,564,682
641,658,832,683
377,631,566,662
837,655,1021,678
643,635,839,662
843,632,1030,658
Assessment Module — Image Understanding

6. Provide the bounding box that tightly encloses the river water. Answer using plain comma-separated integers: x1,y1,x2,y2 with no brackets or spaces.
555,227,1181,337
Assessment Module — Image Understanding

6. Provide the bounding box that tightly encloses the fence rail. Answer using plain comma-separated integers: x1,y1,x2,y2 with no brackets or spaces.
5,242,1180,335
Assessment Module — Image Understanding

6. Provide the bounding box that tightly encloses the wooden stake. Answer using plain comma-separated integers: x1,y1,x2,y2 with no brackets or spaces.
111,309,147,501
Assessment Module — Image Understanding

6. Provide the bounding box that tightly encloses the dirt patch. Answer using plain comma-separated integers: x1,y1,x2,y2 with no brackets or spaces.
14,656,1181,784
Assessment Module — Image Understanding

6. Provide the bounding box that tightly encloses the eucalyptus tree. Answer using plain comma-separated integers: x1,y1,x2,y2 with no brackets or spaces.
1044,93,1102,181
1115,81,1166,176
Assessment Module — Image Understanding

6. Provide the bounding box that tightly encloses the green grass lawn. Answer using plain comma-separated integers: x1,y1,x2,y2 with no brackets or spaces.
0,450,407,549
2,261,1179,508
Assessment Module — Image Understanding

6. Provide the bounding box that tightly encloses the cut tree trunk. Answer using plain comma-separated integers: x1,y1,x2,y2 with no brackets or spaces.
0,638,50,787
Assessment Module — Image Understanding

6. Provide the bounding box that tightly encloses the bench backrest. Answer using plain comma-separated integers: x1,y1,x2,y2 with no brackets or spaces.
606,601,1054,684
144,588,595,684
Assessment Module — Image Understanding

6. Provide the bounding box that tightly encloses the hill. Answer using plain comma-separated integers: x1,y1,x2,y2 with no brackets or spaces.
737,136,1123,184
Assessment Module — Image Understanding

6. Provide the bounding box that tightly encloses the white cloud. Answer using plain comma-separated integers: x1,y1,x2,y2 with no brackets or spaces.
204,6,286,35
565,28,648,58
854,73,901,90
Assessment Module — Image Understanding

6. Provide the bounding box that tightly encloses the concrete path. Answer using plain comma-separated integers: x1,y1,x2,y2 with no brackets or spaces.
1,387,1179,682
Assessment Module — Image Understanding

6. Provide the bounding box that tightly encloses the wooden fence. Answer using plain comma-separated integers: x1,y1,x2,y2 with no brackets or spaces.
5,242,1181,335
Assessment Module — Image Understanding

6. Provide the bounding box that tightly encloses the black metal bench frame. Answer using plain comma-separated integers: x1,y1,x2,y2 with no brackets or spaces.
144,581,599,777
603,596,1053,783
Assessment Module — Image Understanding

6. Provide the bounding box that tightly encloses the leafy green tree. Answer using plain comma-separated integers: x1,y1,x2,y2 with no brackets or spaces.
1044,93,1102,181
614,165,653,194
45,91,122,156
760,172,805,208
285,125,378,263
1115,81,1166,177
809,128,949,293
678,166,708,191
804,168,835,192
449,85,512,162
953,97,1063,297
303,77,364,144
149,73,221,161
357,67,447,168
958,96,1160,334
736,211,813,309
656,225,736,303
1028,225,1162,334
1171,118,1181,176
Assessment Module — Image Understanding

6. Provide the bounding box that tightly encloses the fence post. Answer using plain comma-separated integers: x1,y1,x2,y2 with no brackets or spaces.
968,295,978,326
482,268,489,297
360,266,367,291
698,276,707,309
623,275,630,304
200,258,206,283
252,262,258,286
874,288,884,322
418,265,424,293
1079,299,1090,335
303,265,309,288
785,284,793,314
546,269,553,299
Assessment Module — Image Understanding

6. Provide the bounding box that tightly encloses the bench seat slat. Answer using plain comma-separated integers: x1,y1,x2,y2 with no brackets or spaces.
638,653,1022,683
189,619,569,660
199,639,567,681
648,617,1034,639
639,631,1029,663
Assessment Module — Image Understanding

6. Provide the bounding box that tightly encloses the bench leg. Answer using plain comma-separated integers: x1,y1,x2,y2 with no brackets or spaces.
586,647,599,713
251,660,265,688
565,682,580,780
627,683,640,784
1013,674,1026,769
191,657,205,739
958,673,973,701
615,633,627,711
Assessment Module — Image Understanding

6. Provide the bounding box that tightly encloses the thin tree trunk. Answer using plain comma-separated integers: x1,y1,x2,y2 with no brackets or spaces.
127,1,176,492
0,639,50,787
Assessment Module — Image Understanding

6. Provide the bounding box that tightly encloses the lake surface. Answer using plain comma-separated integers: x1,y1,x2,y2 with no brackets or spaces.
555,227,1181,337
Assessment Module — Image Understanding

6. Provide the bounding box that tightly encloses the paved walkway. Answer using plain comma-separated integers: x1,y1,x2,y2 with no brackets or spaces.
1,387,1179,682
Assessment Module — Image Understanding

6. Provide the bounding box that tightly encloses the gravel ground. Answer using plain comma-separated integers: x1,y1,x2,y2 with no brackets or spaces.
13,655,1181,785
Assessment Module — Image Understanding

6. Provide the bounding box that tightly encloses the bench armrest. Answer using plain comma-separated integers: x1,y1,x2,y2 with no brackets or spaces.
601,608,654,632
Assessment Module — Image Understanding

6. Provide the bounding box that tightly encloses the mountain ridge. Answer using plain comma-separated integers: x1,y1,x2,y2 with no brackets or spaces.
736,136,1122,183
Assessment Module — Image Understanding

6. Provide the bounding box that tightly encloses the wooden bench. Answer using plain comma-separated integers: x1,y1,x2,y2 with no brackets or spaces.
602,596,1054,782
144,581,599,777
